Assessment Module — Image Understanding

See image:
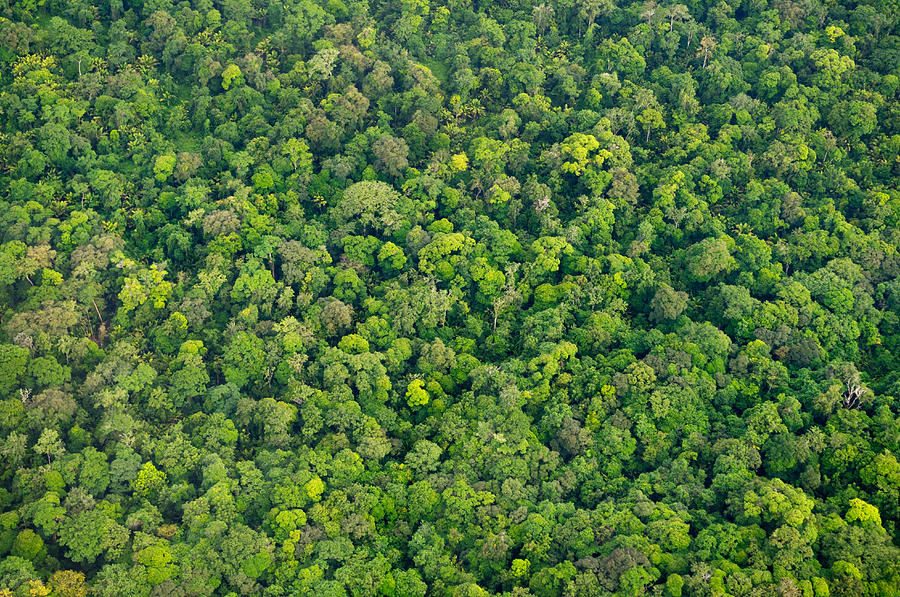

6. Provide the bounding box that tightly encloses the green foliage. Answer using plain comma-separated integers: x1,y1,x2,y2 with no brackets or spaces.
221,64,244,90
0,344,28,397
405,379,429,408
378,241,407,272
0,0,898,595
560,133,603,176
118,264,174,316
11,529,44,561
134,543,176,585
333,181,412,236
153,154,176,182
132,462,167,497
338,334,370,354
222,331,265,388
57,508,129,564
304,476,325,501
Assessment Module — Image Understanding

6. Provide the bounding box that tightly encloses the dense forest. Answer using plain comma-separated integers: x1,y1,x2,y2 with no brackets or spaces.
0,0,899,593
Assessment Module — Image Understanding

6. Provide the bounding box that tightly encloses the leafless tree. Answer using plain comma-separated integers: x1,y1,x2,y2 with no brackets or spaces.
843,375,864,409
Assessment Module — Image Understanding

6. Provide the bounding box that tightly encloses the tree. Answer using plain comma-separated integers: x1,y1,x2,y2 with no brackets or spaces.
332,181,413,236
34,429,65,464
118,264,174,317
319,299,354,337
282,138,313,175
666,4,690,32
532,3,555,35
684,237,736,282
169,340,209,406
650,284,688,322
58,509,129,564
828,99,877,140
845,498,886,533
578,0,613,31
12,529,45,562
223,332,265,388
373,135,410,178
406,379,429,407
637,107,666,143
697,35,716,68
49,570,88,597
559,133,604,176
132,462,167,497
153,154,176,182
0,344,28,398
378,241,407,272
221,63,243,89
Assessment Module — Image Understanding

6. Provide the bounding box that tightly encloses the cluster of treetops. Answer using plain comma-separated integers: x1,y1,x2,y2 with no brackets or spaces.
0,0,899,594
